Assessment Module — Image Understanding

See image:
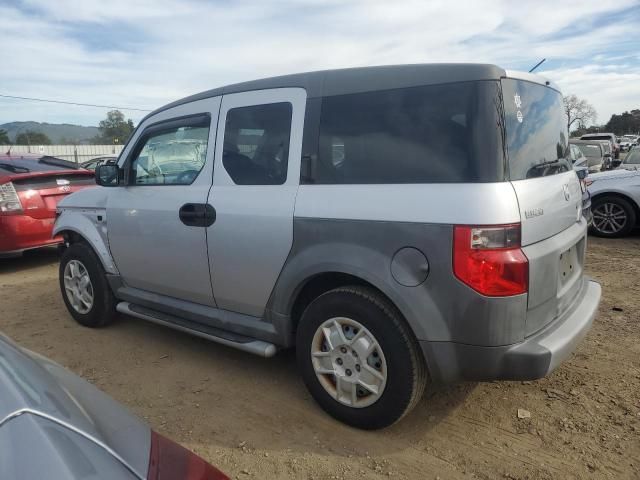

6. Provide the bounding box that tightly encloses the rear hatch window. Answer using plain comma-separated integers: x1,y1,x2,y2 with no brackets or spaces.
501,79,572,180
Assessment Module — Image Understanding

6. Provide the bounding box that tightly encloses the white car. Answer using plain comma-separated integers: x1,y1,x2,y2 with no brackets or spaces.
588,167,640,237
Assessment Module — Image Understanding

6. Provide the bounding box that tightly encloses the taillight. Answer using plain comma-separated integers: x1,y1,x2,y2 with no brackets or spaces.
453,224,528,297
148,431,229,480
0,182,23,214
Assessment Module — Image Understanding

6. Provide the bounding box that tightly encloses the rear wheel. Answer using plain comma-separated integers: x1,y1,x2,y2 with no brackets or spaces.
59,243,116,327
590,196,636,238
296,286,427,429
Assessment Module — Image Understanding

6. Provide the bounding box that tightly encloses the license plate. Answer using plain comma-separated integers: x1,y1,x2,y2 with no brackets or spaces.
558,244,580,287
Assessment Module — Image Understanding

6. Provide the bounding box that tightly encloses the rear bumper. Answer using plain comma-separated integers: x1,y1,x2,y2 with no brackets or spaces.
422,279,601,383
0,215,61,255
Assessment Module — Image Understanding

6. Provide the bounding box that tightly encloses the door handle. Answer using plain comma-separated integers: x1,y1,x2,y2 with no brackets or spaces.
179,203,216,227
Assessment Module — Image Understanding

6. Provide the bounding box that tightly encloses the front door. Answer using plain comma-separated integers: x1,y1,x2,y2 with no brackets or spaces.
107,97,221,306
207,88,306,317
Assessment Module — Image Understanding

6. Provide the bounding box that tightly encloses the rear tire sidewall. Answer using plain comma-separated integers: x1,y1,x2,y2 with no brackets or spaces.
59,243,115,328
297,288,423,430
590,196,636,238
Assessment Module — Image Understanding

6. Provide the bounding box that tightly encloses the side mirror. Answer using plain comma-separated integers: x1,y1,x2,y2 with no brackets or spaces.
95,164,120,187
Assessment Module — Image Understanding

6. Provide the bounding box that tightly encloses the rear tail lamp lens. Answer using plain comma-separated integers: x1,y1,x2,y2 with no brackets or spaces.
0,182,23,213
453,224,528,297
148,431,229,480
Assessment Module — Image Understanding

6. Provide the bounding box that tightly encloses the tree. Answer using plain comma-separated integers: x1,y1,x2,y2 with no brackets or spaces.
605,110,640,135
94,110,135,144
0,129,10,144
15,130,52,145
563,94,597,135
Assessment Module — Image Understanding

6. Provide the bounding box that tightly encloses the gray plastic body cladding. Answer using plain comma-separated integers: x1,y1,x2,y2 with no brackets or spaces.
423,278,600,382
111,283,282,344
269,218,527,347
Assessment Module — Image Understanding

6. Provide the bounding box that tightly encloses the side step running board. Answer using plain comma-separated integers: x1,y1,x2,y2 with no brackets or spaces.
116,302,277,358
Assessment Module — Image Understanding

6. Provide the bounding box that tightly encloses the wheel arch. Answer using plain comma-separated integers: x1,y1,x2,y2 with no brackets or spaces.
276,265,433,376
54,211,119,274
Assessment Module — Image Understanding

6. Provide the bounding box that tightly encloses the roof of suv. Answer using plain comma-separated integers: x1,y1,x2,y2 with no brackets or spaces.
150,63,516,119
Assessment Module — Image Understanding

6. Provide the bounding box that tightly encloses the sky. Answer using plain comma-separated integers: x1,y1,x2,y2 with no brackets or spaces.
1,0,639,128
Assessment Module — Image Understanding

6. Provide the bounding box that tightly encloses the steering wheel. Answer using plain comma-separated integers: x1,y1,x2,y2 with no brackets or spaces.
177,169,200,184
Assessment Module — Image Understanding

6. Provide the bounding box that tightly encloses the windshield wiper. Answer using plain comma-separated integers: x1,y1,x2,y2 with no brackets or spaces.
0,162,30,173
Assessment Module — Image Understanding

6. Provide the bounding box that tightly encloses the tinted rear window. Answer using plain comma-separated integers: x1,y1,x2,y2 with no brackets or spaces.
501,79,571,180
309,81,505,184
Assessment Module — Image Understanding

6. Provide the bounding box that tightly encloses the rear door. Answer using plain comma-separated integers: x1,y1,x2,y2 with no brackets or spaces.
502,77,585,335
206,88,306,317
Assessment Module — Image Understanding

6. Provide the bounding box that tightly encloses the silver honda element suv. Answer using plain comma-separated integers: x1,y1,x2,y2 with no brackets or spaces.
54,64,601,429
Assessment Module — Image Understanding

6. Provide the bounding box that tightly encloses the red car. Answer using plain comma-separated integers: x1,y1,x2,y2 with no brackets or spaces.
0,154,95,257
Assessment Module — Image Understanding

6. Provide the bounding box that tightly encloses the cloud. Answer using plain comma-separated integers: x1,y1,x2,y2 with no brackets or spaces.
1,0,638,126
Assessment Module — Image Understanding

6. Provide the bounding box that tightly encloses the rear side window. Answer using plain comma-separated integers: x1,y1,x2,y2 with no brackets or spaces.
222,102,292,185
310,81,505,184
501,79,571,180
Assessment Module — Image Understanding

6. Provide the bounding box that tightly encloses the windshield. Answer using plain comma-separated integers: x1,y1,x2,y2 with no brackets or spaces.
501,79,571,180
577,144,602,158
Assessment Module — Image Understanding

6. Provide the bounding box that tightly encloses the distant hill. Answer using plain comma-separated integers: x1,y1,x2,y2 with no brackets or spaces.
0,121,99,144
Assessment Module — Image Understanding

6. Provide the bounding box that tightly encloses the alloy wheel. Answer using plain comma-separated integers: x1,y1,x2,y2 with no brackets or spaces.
592,202,627,235
63,259,94,314
311,317,387,408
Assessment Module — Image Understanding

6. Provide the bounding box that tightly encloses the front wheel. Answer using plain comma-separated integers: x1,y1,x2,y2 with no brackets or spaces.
59,243,117,327
296,286,427,429
590,196,636,238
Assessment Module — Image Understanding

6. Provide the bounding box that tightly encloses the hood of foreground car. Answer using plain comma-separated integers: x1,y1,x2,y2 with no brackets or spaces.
0,333,150,478
588,169,640,182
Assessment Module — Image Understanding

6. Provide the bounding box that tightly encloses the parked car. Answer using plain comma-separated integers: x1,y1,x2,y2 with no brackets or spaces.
622,135,639,147
569,144,593,224
0,154,95,257
570,139,608,172
580,133,620,158
618,137,632,152
0,332,228,479
595,140,615,169
54,64,601,429
81,155,119,171
588,168,640,237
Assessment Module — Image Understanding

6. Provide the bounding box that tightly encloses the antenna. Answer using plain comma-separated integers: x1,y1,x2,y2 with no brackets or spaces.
529,58,546,73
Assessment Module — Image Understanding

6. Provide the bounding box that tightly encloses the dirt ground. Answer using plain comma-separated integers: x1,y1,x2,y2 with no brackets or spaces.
1,234,639,480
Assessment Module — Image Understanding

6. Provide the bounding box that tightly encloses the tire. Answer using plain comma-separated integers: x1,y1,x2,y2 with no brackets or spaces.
296,286,427,430
59,242,116,327
590,195,636,238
